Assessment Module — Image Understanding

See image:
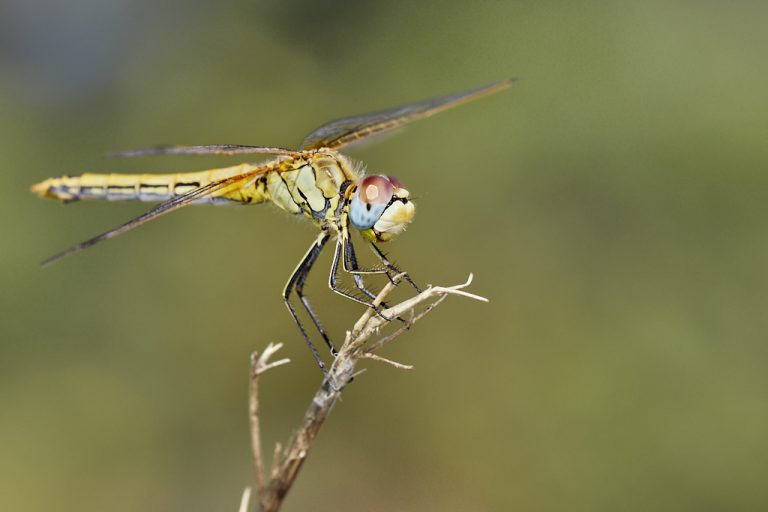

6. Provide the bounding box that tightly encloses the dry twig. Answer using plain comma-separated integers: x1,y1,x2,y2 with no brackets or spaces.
237,487,252,512
247,274,487,511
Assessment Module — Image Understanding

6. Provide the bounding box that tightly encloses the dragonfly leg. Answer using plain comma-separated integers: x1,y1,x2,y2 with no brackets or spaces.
283,232,336,371
345,238,415,325
329,240,380,307
329,239,394,323
296,233,339,356
343,237,386,302
369,242,421,292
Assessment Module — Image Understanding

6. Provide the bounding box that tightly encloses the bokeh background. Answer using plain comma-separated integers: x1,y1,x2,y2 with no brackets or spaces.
2,1,767,511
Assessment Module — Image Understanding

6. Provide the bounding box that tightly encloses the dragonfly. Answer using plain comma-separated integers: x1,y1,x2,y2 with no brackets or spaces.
32,78,513,372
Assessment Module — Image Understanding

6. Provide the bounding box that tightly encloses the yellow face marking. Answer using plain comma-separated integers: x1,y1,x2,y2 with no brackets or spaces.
360,228,377,242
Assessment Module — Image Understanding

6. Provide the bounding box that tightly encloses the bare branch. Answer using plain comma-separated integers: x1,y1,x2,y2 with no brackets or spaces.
249,343,291,503
249,275,487,512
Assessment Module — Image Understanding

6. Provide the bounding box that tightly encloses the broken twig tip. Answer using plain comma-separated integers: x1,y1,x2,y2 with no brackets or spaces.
362,352,414,370
238,487,251,512
253,343,291,376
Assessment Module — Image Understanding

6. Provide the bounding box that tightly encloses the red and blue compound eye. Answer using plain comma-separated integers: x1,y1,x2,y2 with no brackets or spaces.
349,175,395,230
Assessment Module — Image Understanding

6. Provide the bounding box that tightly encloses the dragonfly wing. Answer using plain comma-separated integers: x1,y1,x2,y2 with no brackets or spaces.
299,78,514,151
106,144,299,158
41,165,270,267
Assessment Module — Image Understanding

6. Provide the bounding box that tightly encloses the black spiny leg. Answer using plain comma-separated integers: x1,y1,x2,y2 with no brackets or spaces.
283,231,335,371
295,232,338,356
344,237,387,302
329,239,380,307
330,238,395,323
346,237,415,325
369,241,421,292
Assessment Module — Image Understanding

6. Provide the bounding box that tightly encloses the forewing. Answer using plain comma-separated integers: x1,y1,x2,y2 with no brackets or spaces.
41,165,271,267
106,144,299,158
299,78,514,151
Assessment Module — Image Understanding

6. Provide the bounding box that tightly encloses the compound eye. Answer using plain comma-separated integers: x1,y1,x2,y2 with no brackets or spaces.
387,175,406,190
358,175,394,205
350,175,394,230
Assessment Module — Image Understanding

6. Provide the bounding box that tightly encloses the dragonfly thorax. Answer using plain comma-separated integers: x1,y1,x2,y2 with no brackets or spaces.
349,175,415,242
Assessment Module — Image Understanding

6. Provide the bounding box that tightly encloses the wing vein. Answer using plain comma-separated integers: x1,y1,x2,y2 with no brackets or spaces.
41,166,269,267
299,78,515,150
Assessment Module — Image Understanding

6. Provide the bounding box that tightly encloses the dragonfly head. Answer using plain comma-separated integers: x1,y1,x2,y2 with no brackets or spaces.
349,175,415,242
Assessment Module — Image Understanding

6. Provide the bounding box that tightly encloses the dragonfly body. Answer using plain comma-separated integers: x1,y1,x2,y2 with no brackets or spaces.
32,151,357,224
32,79,512,372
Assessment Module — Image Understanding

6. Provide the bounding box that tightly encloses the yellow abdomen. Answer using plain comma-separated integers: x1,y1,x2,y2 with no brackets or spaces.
31,163,269,205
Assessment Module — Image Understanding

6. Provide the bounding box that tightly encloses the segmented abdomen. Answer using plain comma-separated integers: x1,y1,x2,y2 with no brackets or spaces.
31,164,269,205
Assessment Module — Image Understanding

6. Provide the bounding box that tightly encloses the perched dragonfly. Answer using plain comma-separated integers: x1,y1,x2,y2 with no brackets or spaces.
32,79,512,371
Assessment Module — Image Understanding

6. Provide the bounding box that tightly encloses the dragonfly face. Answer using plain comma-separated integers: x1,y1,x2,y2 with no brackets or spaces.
32,78,513,374
349,175,415,242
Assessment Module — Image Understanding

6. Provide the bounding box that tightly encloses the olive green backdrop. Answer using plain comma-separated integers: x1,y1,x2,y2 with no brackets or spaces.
2,1,767,511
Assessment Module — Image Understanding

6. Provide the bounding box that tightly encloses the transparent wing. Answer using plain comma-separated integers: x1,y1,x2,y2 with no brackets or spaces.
41,164,271,267
106,144,299,158
299,78,514,151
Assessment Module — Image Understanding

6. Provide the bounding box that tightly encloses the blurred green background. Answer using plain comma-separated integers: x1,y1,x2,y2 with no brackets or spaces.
2,1,767,511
